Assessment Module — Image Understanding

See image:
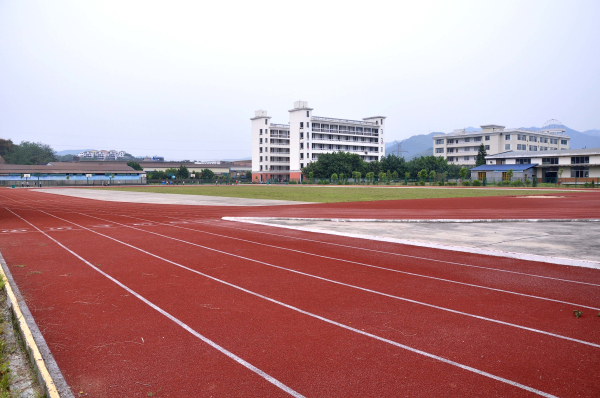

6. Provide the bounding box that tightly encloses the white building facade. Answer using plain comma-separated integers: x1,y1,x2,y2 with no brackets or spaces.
77,150,126,160
432,122,570,166
252,101,386,182
481,148,600,183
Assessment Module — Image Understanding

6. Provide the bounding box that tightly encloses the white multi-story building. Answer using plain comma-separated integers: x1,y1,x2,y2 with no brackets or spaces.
77,150,127,161
432,120,570,166
251,101,386,182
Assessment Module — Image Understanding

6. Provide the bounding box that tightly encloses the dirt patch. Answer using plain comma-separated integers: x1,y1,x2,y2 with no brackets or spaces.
517,195,567,198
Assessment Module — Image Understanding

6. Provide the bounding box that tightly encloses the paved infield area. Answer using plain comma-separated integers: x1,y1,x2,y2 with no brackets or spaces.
0,189,599,397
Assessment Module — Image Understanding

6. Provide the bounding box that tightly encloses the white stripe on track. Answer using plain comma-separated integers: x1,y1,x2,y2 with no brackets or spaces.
18,206,600,351
38,210,600,348
1,206,304,398
1,205,559,398
9,193,600,287
93,212,600,311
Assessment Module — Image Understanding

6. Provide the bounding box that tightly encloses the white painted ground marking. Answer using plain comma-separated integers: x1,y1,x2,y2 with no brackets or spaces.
104,213,600,311
31,208,600,350
1,206,304,398
4,206,561,398
224,218,600,270
206,218,600,287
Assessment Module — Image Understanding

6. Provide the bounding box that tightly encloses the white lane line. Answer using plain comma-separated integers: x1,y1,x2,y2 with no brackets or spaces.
9,196,600,286
100,212,600,311
2,206,559,398
30,207,600,350
202,218,600,288
225,218,600,269
1,206,304,398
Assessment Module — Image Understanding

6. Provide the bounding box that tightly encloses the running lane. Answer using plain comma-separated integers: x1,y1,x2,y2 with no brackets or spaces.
0,188,598,396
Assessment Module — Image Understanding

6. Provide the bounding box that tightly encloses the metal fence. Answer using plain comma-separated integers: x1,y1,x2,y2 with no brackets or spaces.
0,178,146,187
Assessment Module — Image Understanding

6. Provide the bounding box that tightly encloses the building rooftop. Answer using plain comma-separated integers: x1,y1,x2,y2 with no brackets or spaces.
0,163,138,174
311,116,377,126
486,148,600,159
470,164,538,172
434,127,569,138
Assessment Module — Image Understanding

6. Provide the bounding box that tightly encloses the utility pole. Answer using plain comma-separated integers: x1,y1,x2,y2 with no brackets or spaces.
391,140,408,157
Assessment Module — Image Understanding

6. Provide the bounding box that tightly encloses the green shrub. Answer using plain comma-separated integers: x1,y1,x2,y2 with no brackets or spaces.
289,180,297,184
462,181,471,186
511,181,521,187
437,181,444,186
472,180,481,186
301,181,308,184
418,181,425,186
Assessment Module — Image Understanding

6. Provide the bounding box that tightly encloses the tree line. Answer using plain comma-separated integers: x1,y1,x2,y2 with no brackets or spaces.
301,152,469,180
0,139,57,165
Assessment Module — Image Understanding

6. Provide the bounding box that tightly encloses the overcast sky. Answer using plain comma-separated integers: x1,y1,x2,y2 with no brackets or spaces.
1,0,598,160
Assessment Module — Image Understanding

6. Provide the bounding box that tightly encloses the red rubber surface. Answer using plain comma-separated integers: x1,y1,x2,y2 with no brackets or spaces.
0,188,599,397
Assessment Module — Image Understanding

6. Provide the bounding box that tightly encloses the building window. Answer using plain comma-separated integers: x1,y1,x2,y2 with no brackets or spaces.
259,138,262,144
307,122,309,128
447,139,454,144
571,166,589,178
464,138,470,142
516,158,531,164
436,139,444,145
300,122,303,128
447,157,454,161
485,145,490,150
505,135,511,140
474,136,482,142
435,148,444,153
502,172,509,181
447,148,454,153
561,139,568,145
529,136,537,142
571,156,589,164
259,129,262,135
306,111,309,117
485,136,490,141
259,156,263,162
529,145,538,151
478,172,486,181
542,157,558,165
265,119,267,125
464,156,470,161
505,144,511,150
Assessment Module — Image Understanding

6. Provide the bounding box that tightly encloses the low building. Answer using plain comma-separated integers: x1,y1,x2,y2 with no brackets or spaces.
138,161,250,178
433,119,571,166
470,147,600,183
0,162,145,186
78,149,127,160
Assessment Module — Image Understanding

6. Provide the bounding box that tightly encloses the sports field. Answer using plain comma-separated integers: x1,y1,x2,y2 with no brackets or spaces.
0,188,599,397
103,185,564,203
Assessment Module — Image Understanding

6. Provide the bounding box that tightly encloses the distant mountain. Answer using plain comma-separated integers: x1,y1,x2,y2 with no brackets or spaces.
55,149,93,156
387,124,600,160
385,132,438,160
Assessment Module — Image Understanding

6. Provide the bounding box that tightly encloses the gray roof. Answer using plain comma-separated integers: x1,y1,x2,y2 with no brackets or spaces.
486,148,600,159
0,163,138,174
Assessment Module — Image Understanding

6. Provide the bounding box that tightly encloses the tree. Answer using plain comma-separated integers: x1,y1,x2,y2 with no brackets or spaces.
165,168,178,178
177,165,190,179
506,168,514,182
404,172,410,179
475,144,487,166
201,168,215,180
429,170,436,184
331,173,338,181
365,172,374,183
127,161,143,171
245,170,252,180
459,167,468,182
378,171,386,182
352,171,362,184
302,151,366,179
339,173,345,182
3,141,57,165
0,139,15,157
309,171,314,183
149,170,167,180
392,171,398,180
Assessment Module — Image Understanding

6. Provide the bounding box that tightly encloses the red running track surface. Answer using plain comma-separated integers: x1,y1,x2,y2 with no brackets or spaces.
0,189,599,397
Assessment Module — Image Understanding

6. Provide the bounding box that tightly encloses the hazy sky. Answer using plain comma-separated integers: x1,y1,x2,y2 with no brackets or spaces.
1,1,599,160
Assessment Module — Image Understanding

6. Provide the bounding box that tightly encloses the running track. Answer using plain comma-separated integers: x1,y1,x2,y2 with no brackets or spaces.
0,189,599,397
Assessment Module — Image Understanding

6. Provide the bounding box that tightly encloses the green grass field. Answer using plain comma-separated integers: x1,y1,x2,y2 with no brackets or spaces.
103,185,563,203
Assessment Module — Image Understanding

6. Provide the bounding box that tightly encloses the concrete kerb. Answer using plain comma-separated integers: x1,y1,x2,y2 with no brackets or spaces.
223,217,600,270
0,250,73,398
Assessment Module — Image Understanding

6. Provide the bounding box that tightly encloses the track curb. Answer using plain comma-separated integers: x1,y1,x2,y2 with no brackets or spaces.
0,250,74,398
